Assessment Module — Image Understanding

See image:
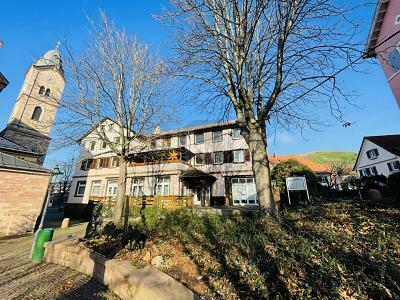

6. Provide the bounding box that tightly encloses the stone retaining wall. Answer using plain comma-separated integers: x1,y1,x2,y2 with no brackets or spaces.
44,238,198,300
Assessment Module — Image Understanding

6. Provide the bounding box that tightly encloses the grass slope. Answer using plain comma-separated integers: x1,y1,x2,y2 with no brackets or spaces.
300,151,357,166
93,198,400,299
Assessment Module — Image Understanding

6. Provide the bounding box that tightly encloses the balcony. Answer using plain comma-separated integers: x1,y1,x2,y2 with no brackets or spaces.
89,195,194,209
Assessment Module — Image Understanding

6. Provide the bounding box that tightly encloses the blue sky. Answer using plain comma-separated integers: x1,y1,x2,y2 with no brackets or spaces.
1,1,399,167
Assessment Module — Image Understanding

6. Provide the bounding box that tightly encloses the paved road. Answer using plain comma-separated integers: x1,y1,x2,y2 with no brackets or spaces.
0,223,119,300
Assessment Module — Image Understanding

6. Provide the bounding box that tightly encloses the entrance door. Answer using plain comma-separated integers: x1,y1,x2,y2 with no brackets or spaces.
195,186,210,206
232,178,257,206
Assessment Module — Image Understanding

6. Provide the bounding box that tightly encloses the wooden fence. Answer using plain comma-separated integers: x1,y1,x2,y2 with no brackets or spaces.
89,195,194,210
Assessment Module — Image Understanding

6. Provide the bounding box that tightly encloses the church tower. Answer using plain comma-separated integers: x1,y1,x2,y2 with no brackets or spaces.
0,45,65,165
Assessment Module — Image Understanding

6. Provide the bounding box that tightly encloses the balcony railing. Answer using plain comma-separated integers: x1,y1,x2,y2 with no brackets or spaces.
89,195,194,209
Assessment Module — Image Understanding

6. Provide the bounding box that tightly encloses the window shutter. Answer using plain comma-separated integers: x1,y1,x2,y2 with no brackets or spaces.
223,151,233,163
244,149,251,161
388,163,393,172
104,157,110,168
204,153,212,164
366,151,371,159
89,158,97,169
372,166,378,175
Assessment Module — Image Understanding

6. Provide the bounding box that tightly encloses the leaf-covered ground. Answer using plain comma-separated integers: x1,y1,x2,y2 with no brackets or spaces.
90,198,400,299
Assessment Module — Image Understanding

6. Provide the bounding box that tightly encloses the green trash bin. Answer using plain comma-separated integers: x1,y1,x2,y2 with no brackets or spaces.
32,228,54,263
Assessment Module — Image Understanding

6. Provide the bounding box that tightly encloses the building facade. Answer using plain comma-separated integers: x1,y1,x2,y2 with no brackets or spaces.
0,152,50,235
365,0,400,108
0,47,65,165
354,135,400,177
67,119,258,215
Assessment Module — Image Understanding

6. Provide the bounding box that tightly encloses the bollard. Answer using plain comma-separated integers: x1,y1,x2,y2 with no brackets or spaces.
61,218,70,229
31,228,54,263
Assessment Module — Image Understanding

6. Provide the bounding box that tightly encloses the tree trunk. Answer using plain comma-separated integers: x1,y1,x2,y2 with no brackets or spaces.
247,126,276,214
113,158,127,223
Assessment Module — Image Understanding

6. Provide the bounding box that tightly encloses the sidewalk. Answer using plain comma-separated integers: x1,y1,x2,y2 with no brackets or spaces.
0,223,119,299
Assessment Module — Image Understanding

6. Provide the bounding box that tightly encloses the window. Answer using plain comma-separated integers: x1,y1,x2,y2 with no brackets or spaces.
155,177,170,196
179,135,187,146
106,181,118,197
232,128,241,139
75,181,86,197
388,160,400,172
44,88,51,97
371,166,378,175
31,106,43,121
80,159,91,171
233,150,244,163
91,181,102,196
212,130,223,142
396,15,400,25
365,168,371,176
101,141,107,149
111,156,120,167
38,86,45,95
195,133,204,144
113,137,120,144
89,141,96,151
163,138,171,147
366,149,379,159
213,151,223,164
131,178,144,197
195,153,204,165
98,157,109,168
109,124,114,131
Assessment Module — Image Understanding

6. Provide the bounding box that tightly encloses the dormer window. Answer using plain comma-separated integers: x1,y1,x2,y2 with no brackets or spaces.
366,149,379,160
31,106,43,121
44,88,51,97
38,86,45,95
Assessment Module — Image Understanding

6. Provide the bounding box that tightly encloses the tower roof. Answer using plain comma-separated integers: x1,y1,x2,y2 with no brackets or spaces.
33,43,63,74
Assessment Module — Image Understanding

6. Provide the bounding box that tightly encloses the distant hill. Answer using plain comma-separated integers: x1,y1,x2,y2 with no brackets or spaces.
300,151,357,166
269,151,357,173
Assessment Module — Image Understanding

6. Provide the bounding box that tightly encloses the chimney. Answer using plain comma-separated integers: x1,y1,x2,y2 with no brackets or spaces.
153,125,161,134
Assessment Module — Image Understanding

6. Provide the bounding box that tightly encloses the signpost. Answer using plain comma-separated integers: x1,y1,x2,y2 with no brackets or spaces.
285,176,309,205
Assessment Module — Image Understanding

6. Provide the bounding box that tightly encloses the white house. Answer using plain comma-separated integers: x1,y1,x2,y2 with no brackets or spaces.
354,135,400,177
66,119,259,218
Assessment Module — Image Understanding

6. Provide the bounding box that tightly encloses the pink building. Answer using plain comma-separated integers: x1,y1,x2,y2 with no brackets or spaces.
365,0,400,108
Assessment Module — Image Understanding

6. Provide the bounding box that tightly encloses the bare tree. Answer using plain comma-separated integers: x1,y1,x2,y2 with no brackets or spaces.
328,158,353,189
53,12,174,225
50,157,75,200
160,0,362,213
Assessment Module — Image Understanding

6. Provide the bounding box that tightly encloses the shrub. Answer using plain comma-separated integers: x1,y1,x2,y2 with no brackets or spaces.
271,159,319,193
360,175,388,192
388,172,400,199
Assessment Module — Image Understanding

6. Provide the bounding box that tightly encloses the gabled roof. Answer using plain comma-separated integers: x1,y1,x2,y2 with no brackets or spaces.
0,136,37,155
158,120,238,137
78,117,116,142
365,0,391,58
353,134,400,170
366,135,400,156
0,151,48,173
